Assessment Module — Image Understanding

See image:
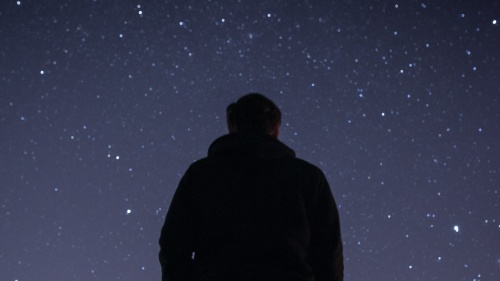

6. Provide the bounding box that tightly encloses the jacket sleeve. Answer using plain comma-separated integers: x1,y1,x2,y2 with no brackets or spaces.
159,167,198,281
308,172,344,281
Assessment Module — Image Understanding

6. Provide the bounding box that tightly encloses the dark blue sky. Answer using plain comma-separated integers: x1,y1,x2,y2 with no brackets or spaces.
1,1,499,280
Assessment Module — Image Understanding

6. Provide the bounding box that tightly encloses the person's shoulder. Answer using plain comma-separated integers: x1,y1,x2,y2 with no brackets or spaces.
179,158,211,183
284,156,326,176
186,157,210,171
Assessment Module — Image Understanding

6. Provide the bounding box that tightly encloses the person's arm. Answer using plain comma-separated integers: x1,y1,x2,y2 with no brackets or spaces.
308,172,344,281
159,168,198,281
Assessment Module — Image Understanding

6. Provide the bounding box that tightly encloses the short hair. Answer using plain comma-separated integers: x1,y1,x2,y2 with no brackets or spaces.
226,93,281,134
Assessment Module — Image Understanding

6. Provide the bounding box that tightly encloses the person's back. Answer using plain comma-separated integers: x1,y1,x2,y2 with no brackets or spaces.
159,94,343,281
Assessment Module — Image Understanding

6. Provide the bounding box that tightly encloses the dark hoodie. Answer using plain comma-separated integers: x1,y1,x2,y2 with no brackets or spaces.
159,133,343,281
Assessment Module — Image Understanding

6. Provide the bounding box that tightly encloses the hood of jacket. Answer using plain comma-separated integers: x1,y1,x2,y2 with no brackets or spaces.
207,133,296,159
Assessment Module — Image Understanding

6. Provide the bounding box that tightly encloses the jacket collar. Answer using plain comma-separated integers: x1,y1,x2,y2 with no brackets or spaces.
208,133,295,159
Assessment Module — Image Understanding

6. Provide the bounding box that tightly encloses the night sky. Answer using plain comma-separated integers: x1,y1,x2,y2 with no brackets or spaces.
1,1,499,280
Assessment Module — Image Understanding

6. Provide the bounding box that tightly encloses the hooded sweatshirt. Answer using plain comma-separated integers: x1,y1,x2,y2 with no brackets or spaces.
159,133,343,281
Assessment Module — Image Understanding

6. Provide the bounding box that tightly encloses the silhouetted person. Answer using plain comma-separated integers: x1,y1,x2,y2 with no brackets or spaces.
159,93,343,281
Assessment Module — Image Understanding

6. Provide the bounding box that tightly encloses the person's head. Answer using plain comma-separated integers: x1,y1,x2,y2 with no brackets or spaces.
226,93,281,138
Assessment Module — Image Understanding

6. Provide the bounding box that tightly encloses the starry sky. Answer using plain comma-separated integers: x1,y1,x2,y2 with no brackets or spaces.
1,1,499,280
